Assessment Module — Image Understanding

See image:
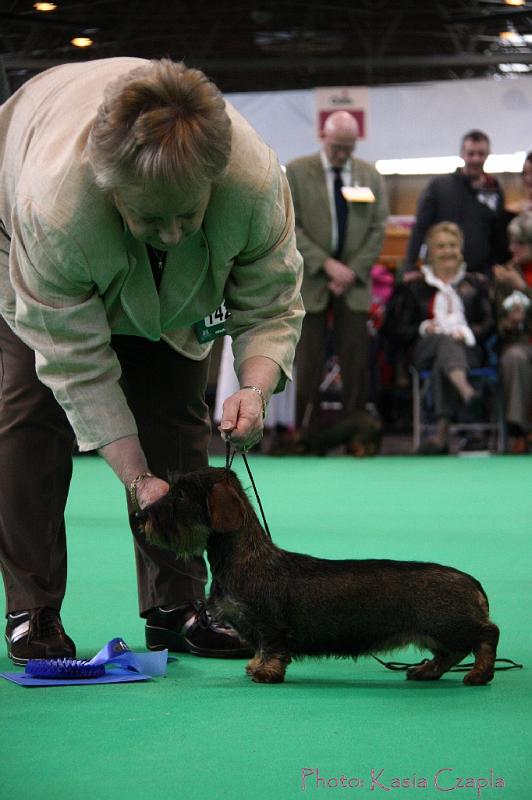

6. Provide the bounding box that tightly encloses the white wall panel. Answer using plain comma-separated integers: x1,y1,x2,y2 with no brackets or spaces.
228,75,532,165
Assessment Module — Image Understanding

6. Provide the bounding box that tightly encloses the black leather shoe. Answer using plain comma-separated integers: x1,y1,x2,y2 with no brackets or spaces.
5,607,76,666
145,600,253,659
417,439,449,455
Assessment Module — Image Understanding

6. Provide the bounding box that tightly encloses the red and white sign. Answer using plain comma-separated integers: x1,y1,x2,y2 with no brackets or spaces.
314,86,369,140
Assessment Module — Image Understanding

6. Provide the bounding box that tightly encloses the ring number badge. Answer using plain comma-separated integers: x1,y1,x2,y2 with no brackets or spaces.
194,300,231,343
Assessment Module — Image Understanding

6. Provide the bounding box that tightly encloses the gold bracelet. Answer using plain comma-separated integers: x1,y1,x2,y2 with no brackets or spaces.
240,385,267,418
129,471,154,510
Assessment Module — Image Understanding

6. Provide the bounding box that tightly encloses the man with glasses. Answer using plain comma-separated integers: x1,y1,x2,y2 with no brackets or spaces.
286,111,388,442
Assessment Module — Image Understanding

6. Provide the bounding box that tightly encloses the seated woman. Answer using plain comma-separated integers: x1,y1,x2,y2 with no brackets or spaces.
492,212,532,453
381,221,495,454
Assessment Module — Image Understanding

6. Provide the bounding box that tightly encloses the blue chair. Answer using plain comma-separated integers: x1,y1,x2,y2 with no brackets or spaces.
410,340,506,453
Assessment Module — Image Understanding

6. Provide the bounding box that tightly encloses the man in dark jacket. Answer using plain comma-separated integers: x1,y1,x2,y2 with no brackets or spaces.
404,130,508,275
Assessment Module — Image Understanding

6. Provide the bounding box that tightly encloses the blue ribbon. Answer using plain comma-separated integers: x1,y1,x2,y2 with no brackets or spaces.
88,637,168,677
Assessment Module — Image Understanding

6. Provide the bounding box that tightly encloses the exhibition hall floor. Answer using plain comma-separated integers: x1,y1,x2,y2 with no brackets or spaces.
1,454,530,800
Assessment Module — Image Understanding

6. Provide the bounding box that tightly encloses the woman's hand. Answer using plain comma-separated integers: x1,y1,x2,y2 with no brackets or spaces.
98,434,169,509
218,387,264,451
218,355,280,451
134,474,170,510
423,321,440,335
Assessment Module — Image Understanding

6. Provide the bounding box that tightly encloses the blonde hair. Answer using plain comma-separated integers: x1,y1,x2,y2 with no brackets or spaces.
88,59,232,191
426,221,464,262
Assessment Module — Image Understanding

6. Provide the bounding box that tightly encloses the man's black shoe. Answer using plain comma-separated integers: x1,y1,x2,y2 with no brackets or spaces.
145,600,253,659
5,607,76,666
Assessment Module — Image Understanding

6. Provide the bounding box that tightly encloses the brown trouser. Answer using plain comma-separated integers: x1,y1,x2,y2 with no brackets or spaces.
0,315,210,617
295,298,369,432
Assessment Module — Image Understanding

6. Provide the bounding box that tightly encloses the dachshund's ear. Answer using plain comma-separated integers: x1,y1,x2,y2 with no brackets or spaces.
207,481,245,532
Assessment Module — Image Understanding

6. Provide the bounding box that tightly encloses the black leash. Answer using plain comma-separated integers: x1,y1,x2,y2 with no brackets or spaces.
225,440,272,540
371,654,523,673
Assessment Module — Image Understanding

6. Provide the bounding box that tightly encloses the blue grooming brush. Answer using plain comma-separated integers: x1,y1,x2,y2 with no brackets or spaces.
25,658,106,679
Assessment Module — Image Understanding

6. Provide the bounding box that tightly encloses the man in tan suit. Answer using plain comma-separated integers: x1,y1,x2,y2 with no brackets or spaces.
286,111,387,438
0,58,303,663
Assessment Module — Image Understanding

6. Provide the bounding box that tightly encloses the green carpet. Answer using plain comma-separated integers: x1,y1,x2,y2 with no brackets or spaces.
1,454,530,800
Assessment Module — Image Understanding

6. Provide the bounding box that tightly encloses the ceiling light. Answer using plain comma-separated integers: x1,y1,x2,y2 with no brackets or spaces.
499,28,522,43
70,36,93,48
485,152,527,172
375,153,526,176
504,0,526,6
375,157,462,176
33,2,57,10
497,31,532,46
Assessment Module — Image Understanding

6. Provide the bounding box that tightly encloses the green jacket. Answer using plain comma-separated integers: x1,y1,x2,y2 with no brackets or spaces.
0,58,303,451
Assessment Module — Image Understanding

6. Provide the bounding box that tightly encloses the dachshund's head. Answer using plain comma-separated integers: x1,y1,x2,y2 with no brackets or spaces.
134,467,247,558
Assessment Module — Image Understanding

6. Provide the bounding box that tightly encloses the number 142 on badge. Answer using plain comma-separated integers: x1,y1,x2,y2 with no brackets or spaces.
194,301,231,343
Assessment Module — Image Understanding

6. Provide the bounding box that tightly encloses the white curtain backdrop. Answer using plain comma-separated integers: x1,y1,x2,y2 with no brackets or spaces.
228,74,532,165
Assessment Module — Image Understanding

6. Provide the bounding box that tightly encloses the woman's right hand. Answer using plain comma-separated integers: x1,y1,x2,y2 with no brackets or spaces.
135,475,170,510
98,434,170,510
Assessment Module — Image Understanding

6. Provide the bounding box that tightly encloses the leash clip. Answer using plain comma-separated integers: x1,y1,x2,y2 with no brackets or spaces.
225,437,235,470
